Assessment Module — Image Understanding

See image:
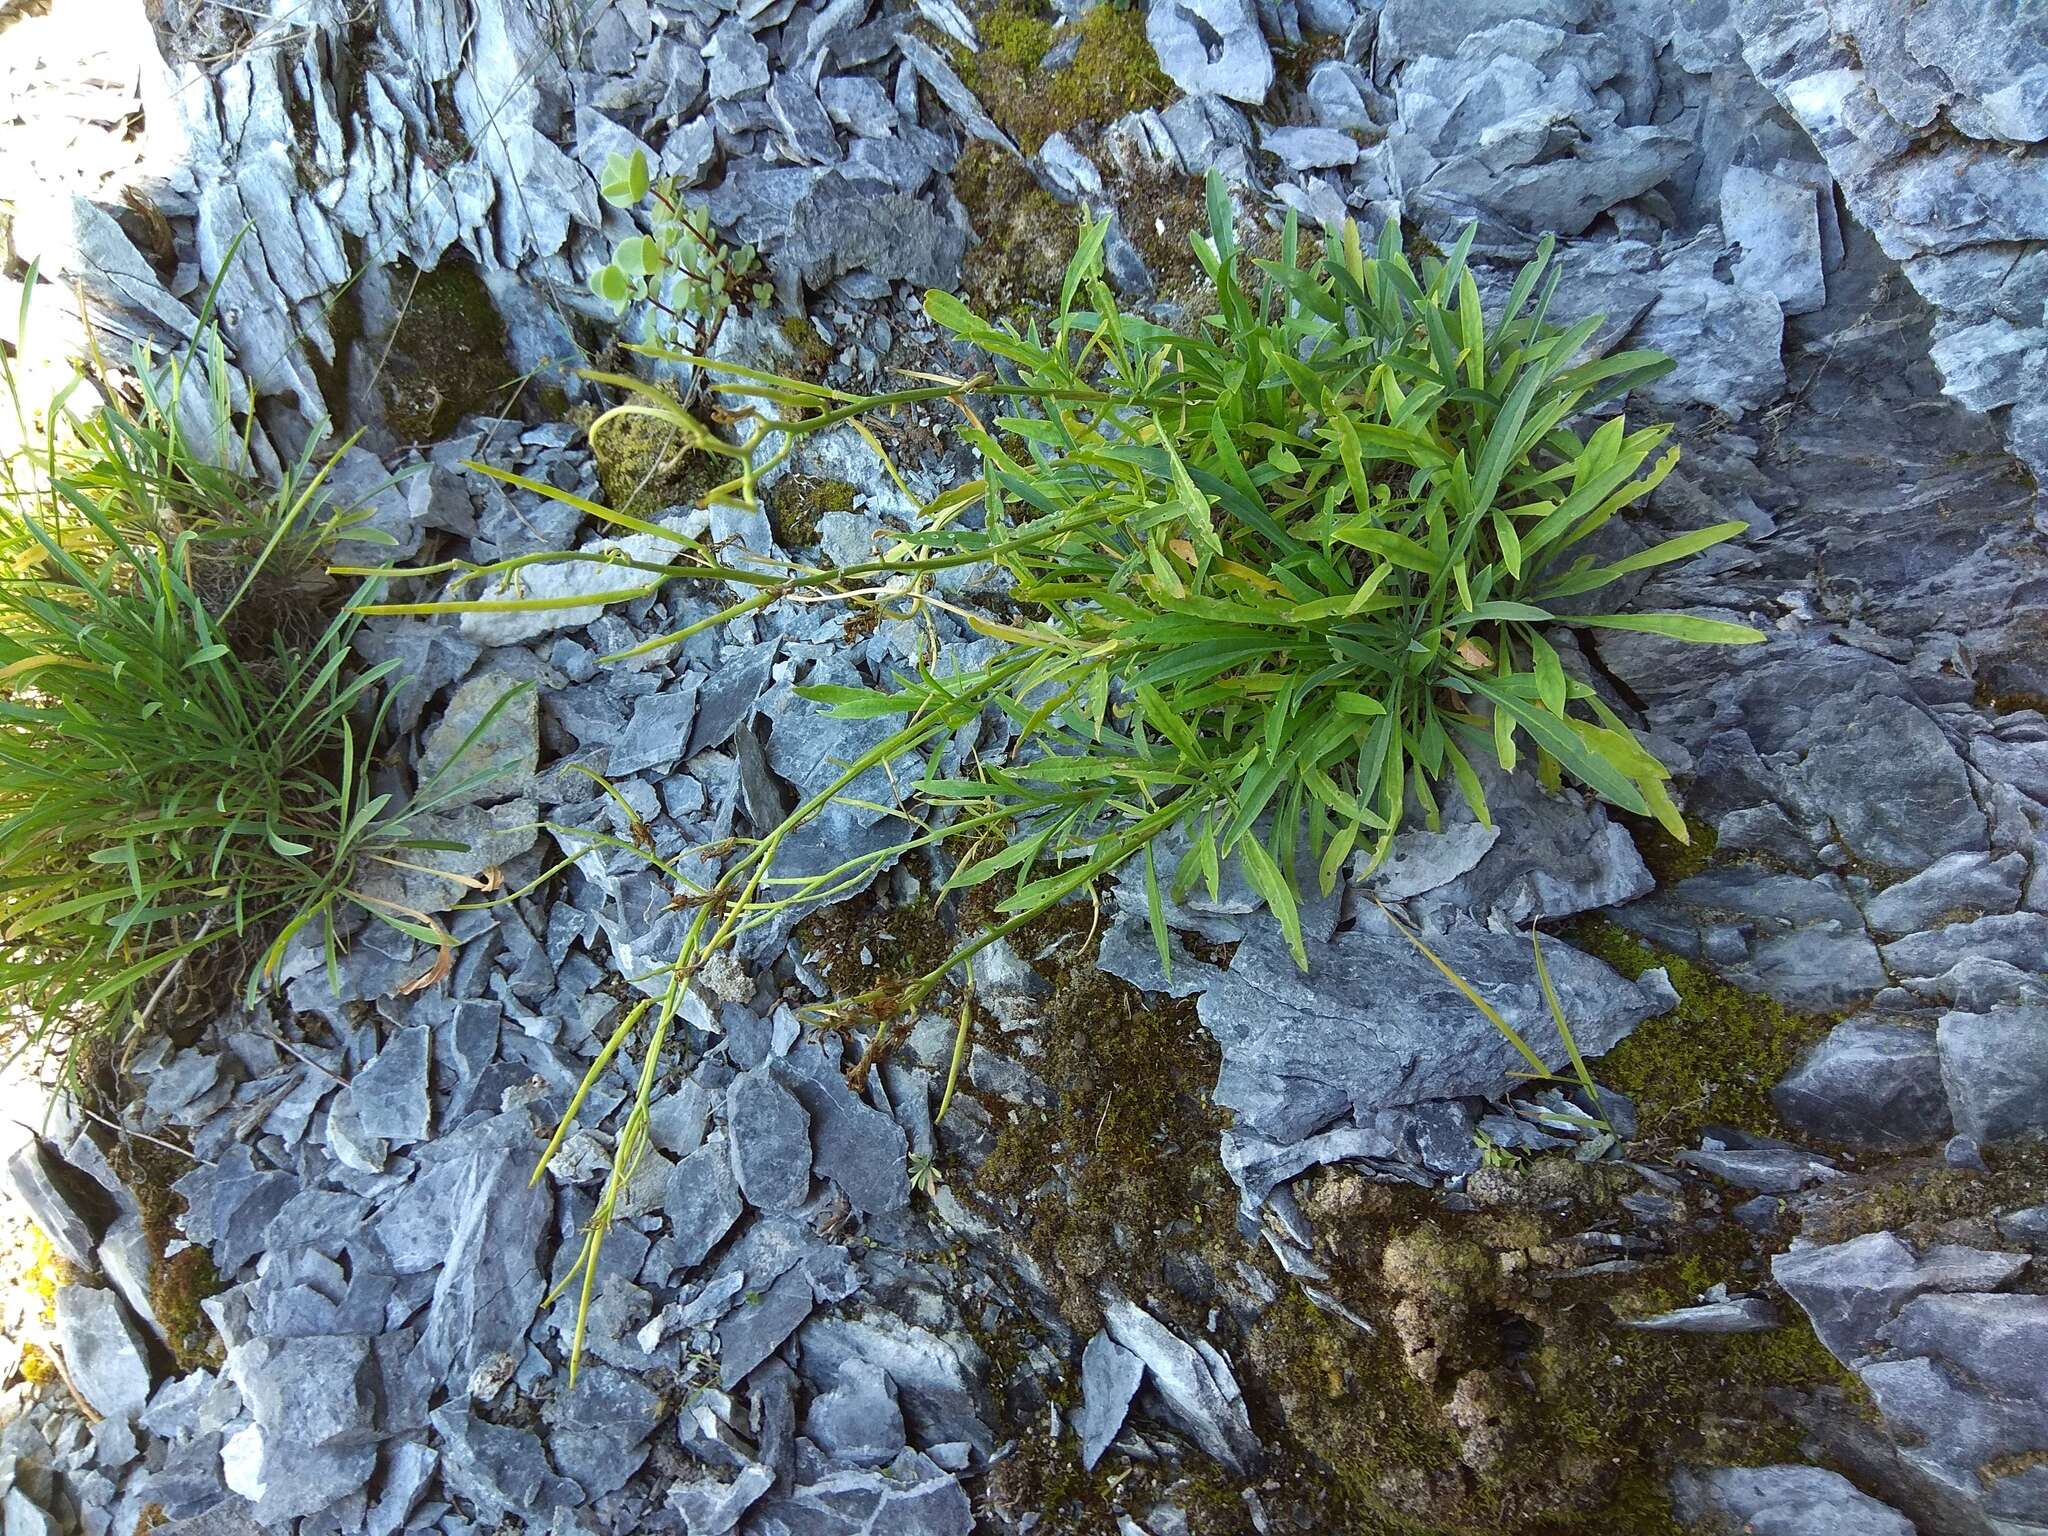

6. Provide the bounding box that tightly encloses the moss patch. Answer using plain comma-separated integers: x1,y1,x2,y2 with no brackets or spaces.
1804,1139,2048,1248
17,1228,71,1387
950,0,1173,153
377,259,516,445
969,913,1237,1338
769,474,856,551
1270,33,1345,95
778,313,835,379
1118,167,1214,304
102,1128,224,1374
952,142,1086,319
1569,921,1834,1145
1240,1162,1853,1535
795,863,969,1002
581,388,723,518
1621,812,1721,888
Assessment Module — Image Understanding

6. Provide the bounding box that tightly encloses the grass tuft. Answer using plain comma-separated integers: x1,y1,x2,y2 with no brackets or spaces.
0,274,516,1059
360,176,1762,1376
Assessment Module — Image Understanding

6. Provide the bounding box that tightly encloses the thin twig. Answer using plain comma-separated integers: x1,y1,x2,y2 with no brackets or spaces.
271,1035,348,1086
65,1104,219,1168
42,1336,104,1424
128,916,217,1040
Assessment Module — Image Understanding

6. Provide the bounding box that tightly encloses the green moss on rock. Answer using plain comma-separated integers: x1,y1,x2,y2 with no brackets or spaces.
1622,811,1721,888
778,313,835,378
952,142,1084,319
1804,1139,2048,1248
950,0,1173,153
1240,1159,1853,1535
969,908,1237,1337
103,1127,226,1374
770,474,857,551
1570,921,1834,1145
580,389,723,518
378,259,516,445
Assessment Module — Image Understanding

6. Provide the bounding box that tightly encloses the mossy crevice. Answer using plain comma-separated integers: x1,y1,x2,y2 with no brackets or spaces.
102,1126,225,1374
800,871,1864,1532
376,259,516,445
1802,1139,2048,1248
777,313,835,379
968,914,1237,1339
1622,811,1721,889
952,142,1085,320
945,910,1852,1533
1241,1159,1856,1535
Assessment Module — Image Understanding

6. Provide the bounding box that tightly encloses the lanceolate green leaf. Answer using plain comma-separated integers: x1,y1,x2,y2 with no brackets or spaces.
1563,612,1765,644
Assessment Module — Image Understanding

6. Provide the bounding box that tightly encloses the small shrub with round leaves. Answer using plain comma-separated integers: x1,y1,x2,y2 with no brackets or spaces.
589,149,773,360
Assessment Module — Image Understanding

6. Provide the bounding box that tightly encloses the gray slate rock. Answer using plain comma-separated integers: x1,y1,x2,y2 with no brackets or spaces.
430,1405,551,1522
895,34,1018,153
1306,59,1379,131
1146,0,1275,104
1938,1004,2048,1142
781,170,968,298
708,18,771,99
664,1135,747,1270
767,76,839,165
229,1333,375,1447
1670,1464,1914,1536
728,1067,813,1210
716,1265,816,1388
173,1144,297,1277
1863,1289,2048,1526
1734,0,2048,482
1611,868,1886,1012
1677,1146,1844,1193
798,1309,996,1457
1998,1203,2048,1242
610,678,703,778
98,1212,161,1339
1772,1018,1952,1150
1863,850,2025,936
416,671,539,805
777,1043,910,1215
1378,0,1593,62
749,1449,972,1534
1260,125,1361,170
1882,911,2048,984
670,1463,774,1536
548,1363,665,1499
458,521,694,645
6,1138,111,1272
1624,1297,1780,1334
1404,757,1654,927
349,1025,431,1144
1193,908,1674,1146
689,641,778,755
411,1112,554,1392
1721,165,1826,316
55,1285,154,1418
1772,1232,2030,1364
1076,1331,1145,1471
803,1357,907,1467
1102,1299,1259,1475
